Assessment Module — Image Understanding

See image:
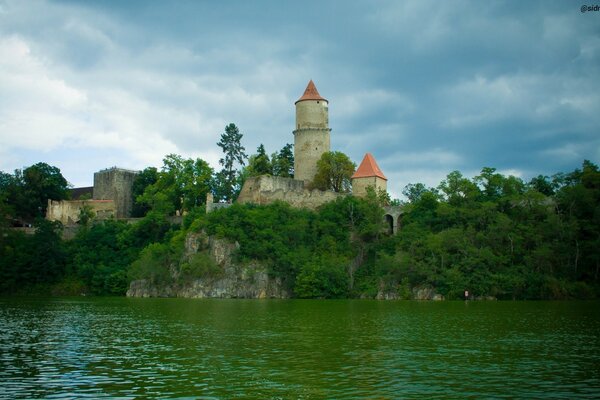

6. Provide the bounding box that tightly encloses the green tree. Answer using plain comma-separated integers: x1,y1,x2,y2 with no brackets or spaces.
272,143,294,178
402,183,439,203
529,175,554,196
0,171,19,222
0,163,69,221
312,151,355,192
246,144,272,177
216,123,247,201
138,155,213,215
131,167,158,217
78,203,96,227
437,170,480,206
22,163,70,219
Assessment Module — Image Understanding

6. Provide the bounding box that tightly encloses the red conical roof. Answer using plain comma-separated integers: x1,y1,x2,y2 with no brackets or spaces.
295,80,327,104
351,153,387,180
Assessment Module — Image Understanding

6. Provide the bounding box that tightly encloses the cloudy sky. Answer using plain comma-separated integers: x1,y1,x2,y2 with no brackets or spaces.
1,0,598,198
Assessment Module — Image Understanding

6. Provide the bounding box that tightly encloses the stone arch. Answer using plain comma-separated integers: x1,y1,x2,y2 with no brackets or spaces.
383,205,404,235
384,214,394,235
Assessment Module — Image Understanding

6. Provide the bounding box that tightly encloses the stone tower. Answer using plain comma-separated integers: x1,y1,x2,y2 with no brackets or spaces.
351,153,387,197
293,80,331,183
93,167,138,218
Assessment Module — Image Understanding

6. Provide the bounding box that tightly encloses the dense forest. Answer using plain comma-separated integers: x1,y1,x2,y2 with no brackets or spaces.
1,158,598,299
1,125,598,299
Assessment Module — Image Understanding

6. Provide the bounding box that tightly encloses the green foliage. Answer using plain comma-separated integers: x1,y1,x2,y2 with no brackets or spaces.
0,162,69,222
246,144,272,177
272,143,294,178
243,143,295,181
393,160,600,299
66,220,142,295
179,252,221,282
1,158,598,300
129,242,174,285
78,202,96,227
138,155,213,216
215,123,247,201
131,167,158,217
312,151,356,192
200,195,385,296
0,219,66,293
295,255,349,298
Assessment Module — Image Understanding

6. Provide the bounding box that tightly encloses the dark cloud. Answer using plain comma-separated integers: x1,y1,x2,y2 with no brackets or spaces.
0,0,597,196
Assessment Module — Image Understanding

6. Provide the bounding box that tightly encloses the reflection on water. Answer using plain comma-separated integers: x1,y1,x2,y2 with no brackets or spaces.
1,298,599,398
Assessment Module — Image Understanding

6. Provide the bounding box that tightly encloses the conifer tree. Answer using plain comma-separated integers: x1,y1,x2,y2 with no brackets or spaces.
215,123,247,201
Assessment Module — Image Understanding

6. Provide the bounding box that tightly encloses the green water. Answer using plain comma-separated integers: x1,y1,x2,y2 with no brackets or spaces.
0,298,598,399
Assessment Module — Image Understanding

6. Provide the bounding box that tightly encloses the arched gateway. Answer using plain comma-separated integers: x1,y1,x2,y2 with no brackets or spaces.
383,206,403,235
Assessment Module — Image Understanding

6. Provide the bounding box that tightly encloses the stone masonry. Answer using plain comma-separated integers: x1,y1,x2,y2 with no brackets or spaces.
93,167,138,218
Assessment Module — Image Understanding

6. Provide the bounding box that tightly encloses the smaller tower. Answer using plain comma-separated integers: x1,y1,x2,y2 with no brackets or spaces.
293,80,331,183
351,153,387,197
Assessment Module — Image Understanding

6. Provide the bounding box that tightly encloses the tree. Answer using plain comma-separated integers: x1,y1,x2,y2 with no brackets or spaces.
216,123,247,201
272,143,294,178
131,167,158,217
0,163,69,221
138,155,213,215
437,170,480,206
529,175,554,196
246,144,272,177
78,203,96,227
23,163,70,217
403,183,428,203
0,171,19,222
312,151,355,193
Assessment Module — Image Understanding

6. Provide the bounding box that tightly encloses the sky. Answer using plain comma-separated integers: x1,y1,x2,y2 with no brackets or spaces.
0,0,598,198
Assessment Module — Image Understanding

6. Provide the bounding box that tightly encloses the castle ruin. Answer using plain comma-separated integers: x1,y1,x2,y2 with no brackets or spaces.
235,80,402,232
47,167,138,225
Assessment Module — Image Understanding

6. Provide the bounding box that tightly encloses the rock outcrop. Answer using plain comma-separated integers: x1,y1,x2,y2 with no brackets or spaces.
126,232,289,299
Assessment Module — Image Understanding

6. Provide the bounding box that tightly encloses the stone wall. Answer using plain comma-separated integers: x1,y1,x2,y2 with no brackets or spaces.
46,199,115,225
352,176,387,198
237,175,344,210
93,168,138,218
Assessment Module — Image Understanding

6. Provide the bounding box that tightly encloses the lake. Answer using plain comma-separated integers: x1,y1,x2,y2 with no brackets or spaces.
1,298,599,399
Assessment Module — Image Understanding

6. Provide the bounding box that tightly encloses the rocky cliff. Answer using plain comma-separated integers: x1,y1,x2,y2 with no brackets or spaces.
126,232,289,298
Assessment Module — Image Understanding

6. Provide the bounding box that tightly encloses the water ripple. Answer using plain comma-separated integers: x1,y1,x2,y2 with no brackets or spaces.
0,298,599,398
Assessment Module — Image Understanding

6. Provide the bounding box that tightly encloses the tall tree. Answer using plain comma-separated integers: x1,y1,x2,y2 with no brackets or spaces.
312,151,355,193
216,123,247,201
272,143,294,178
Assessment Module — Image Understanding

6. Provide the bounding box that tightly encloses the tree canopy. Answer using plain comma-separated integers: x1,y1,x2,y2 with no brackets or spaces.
137,155,213,216
1,158,598,300
0,162,69,222
312,151,356,192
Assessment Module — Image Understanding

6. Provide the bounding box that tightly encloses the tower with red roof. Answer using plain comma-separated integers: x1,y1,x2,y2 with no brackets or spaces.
293,80,331,183
351,153,388,197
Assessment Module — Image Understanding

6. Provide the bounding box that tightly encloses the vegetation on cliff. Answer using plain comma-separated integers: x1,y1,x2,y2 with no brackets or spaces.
196,159,600,299
1,158,599,299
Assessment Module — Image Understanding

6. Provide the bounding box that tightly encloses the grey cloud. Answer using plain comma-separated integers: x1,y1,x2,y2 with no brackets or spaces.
0,0,598,197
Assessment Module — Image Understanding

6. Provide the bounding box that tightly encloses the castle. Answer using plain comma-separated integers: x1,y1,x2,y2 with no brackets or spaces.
46,167,138,225
48,80,401,233
235,80,401,233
